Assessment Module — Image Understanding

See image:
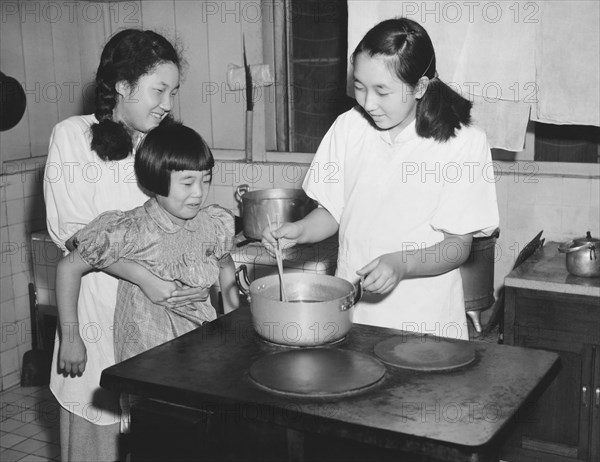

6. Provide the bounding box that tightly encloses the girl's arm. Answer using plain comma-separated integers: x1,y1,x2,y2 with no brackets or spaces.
218,254,240,314
96,259,210,307
55,251,91,375
262,207,339,251
357,233,473,294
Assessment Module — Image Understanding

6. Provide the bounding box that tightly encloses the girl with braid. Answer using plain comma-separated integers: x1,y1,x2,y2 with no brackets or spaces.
44,29,206,461
264,18,499,341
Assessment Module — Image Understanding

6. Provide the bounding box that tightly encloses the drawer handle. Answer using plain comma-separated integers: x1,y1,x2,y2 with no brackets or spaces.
582,386,588,406
595,387,600,407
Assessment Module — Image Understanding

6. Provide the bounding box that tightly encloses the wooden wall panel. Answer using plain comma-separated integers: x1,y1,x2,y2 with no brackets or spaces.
0,1,30,162
0,0,258,162
206,1,245,150
20,0,59,156
140,0,181,121
77,6,107,116
108,1,143,34
174,1,214,145
51,12,83,120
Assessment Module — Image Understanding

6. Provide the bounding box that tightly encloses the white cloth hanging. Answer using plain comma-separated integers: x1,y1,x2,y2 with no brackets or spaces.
347,1,600,151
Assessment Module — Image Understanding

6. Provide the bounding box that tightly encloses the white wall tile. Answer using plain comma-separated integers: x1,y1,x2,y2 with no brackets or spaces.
0,275,15,303
2,322,19,351
212,184,236,211
2,178,23,201
589,178,599,206
0,347,20,376
561,205,594,237
534,176,563,205
562,177,591,206
6,198,26,226
506,175,536,206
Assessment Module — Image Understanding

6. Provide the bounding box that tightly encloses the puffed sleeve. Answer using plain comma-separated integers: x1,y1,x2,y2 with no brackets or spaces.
302,110,350,223
430,126,499,237
43,117,98,252
205,205,234,259
73,210,139,269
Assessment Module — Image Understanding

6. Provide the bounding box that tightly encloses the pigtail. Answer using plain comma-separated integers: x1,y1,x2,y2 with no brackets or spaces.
416,78,472,142
90,46,133,161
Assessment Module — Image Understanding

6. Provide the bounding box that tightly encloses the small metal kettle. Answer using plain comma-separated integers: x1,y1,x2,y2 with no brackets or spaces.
558,231,600,278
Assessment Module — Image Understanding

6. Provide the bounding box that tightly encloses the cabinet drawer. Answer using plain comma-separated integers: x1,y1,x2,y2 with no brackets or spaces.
512,289,600,342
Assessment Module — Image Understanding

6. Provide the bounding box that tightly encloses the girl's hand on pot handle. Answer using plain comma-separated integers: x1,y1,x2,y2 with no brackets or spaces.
261,222,302,258
168,282,210,306
59,333,87,376
357,252,407,294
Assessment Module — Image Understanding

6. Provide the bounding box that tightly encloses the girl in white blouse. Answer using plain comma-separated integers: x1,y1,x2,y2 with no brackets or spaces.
263,18,499,340
44,29,206,462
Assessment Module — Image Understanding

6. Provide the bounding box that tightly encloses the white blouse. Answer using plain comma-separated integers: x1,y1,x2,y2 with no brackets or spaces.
44,115,148,425
304,107,499,340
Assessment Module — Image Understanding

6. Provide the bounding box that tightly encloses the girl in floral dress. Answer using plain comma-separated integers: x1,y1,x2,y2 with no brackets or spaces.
55,122,238,372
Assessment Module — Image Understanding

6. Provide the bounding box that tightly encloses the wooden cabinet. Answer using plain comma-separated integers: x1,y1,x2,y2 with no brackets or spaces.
502,243,600,462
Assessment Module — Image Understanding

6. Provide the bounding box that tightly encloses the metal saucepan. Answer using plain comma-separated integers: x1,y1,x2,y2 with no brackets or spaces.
235,185,317,240
559,231,600,278
236,265,362,346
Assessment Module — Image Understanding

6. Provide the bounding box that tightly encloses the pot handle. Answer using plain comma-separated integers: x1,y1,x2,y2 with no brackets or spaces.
235,264,251,300
340,279,364,311
235,184,249,202
558,240,594,254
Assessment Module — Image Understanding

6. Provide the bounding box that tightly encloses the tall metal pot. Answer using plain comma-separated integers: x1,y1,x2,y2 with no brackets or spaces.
235,185,317,240
235,265,362,346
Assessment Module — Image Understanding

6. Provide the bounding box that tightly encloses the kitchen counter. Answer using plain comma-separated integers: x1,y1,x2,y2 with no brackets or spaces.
504,241,600,297
101,309,559,462
502,242,600,461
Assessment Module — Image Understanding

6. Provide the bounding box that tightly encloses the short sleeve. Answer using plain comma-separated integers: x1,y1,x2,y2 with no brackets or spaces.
430,127,499,237
74,211,139,268
205,205,235,259
302,112,349,223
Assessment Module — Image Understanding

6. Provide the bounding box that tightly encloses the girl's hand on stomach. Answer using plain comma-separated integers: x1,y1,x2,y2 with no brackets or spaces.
58,334,87,376
357,252,407,294
139,278,181,306
168,282,210,306
261,222,302,258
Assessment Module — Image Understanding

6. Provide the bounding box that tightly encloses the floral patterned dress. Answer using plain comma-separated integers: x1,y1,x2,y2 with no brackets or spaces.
73,198,234,361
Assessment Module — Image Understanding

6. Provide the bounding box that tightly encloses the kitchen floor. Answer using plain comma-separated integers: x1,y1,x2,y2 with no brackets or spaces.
0,385,60,461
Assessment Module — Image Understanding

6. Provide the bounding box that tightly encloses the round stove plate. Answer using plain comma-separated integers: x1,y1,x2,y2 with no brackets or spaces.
374,336,476,372
249,348,386,397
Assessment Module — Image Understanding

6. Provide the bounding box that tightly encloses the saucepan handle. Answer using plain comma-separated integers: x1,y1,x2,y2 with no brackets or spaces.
235,264,251,300
340,278,363,311
558,240,592,254
235,184,249,202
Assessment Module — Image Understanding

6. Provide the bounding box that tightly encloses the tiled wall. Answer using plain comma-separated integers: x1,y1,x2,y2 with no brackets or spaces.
1,164,46,391
493,169,600,291
1,159,598,390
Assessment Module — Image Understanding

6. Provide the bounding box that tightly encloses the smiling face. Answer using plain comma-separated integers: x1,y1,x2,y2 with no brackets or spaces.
156,170,211,226
114,61,180,136
353,52,421,140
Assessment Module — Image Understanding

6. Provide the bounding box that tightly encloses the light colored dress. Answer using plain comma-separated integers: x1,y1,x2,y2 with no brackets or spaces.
304,107,499,340
73,199,234,362
44,114,148,426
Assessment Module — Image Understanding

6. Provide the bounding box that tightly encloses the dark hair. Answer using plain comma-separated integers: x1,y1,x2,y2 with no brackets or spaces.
135,123,214,197
91,29,182,161
352,18,472,142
